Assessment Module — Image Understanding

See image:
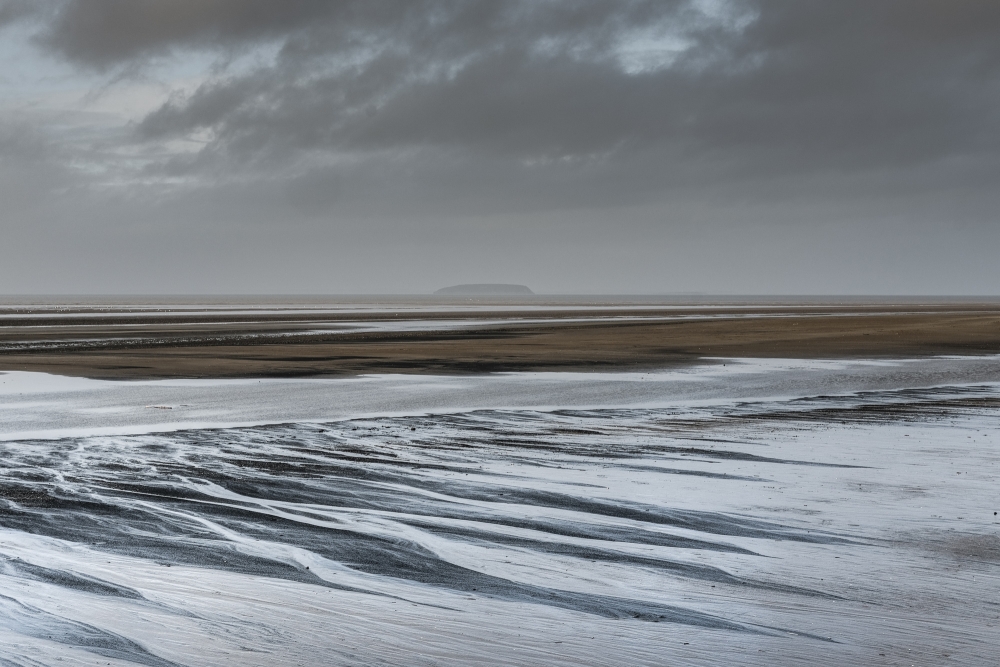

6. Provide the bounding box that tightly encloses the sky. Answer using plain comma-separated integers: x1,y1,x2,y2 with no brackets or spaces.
1,0,998,295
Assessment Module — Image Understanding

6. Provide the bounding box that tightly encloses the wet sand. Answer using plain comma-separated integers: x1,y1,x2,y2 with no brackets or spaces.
1,298,1000,378
2,359,999,665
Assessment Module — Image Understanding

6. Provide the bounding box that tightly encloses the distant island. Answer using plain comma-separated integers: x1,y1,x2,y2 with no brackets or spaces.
433,284,534,295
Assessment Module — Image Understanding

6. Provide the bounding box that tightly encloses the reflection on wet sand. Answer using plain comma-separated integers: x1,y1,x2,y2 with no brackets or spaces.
1,365,998,664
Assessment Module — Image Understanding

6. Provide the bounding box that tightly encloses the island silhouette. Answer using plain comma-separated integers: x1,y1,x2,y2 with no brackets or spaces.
434,284,534,295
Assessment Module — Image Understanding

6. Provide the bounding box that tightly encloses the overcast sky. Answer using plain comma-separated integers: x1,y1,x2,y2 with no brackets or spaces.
1,0,998,294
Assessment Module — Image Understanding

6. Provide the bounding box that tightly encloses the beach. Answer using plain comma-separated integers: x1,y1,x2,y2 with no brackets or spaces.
0,298,998,665
2,297,1000,379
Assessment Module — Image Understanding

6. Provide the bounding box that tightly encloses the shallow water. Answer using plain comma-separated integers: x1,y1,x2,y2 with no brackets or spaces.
1,359,999,665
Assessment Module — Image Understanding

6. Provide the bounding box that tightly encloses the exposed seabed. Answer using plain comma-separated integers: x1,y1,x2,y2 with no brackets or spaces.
1,357,999,665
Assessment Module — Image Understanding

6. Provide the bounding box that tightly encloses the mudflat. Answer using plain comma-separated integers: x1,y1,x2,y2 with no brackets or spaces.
2,298,999,379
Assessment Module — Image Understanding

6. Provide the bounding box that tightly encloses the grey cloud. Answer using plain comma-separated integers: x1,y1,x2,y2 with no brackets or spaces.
0,0,40,26
38,1,685,66
120,1,999,179
36,0,335,66
131,1,713,151
2,1,1000,294
124,5,1000,237
21,1,1000,176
